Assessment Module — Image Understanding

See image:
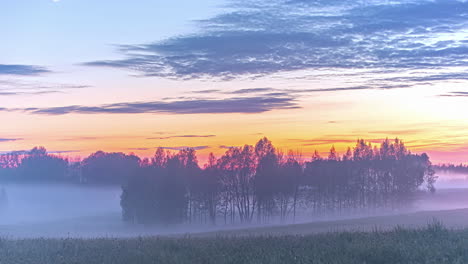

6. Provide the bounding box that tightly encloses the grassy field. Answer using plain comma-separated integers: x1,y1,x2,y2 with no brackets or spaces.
2,208,468,238
2,207,468,263
198,208,468,237
1,223,468,264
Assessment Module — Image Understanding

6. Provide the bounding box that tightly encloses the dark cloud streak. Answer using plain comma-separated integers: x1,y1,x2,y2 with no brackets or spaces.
148,135,216,140
0,64,49,76
0,138,23,143
2,95,299,115
159,146,210,151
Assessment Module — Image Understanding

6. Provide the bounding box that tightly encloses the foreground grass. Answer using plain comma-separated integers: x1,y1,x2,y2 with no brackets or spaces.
0,223,467,264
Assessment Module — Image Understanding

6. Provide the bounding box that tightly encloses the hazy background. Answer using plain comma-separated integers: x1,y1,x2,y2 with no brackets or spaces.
0,170,465,238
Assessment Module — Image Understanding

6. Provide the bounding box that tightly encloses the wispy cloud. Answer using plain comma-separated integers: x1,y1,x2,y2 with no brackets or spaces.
289,138,387,147
127,147,153,151
47,150,80,154
0,149,78,155
229,88,275,94
0,80,89,91
159,146,210,151
191,89,222,94
0,64,49,76
148,135,216,140
190,84,415,97
219,145,240,149
0,91,63,96
0,80,90,96
3,95,299,115
439,91,468,97
83,0,468,91
0,138,23,142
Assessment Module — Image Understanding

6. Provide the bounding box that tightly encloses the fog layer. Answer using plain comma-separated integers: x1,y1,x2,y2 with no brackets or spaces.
0,180,467,238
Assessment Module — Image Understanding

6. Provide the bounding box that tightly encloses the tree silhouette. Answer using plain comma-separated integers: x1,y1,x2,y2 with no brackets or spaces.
81,151,140,184
0,138,437,225
120,137,436,225
17,147,68,182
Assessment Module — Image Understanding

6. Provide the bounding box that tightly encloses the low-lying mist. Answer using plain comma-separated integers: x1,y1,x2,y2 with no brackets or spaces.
0,181,467,238
433,171,468,189
0,140,465,238
0,183,121,225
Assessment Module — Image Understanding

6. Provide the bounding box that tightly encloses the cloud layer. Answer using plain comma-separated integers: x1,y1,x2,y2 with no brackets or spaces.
0,64,49,76
84,0,468,86
3,95,299,115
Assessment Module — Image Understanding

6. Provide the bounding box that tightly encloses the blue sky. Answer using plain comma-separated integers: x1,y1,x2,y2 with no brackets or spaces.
1,0,223,64
1,0,468,164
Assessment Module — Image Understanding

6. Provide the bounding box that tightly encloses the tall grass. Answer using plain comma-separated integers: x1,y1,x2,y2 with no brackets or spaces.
0,223,467,264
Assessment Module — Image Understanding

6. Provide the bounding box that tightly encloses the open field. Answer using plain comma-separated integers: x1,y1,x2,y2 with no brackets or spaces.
0,223,467,264
2,207,468,238
1,189,468,263
200,208,468,237
2,208,468,263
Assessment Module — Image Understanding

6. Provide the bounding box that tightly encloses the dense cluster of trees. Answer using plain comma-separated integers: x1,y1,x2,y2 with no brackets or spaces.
0,147,68,182
80,151,140,184
121,138,437,225
0,138,437,225
0,148,141,184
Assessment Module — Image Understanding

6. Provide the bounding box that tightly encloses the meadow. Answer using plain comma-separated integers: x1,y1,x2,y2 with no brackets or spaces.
0,222,467,264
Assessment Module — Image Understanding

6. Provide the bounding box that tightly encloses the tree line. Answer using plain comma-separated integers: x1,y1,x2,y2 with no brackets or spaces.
0,147,141,184
434,164,468,174
121,138,437,225
0,138,437,225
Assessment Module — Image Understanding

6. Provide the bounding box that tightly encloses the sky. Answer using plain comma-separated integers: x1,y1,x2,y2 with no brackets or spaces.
1,0,468,164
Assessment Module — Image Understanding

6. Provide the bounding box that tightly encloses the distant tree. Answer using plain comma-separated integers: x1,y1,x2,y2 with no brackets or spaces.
342,147,352,161
254,137,279,222
120,167,157,224
217,145,257,223
152,147,167,168
328,146,339,161
312,150,322,161
201,153,221,224
0,152,22,180
277,151,303,221
17,147,68,181
81,151,140,184
434,163,468,175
